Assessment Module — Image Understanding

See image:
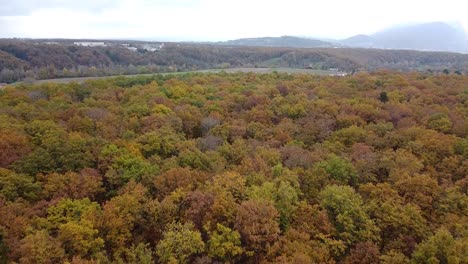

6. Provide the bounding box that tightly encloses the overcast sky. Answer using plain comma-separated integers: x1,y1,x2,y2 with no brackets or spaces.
0,0,467,41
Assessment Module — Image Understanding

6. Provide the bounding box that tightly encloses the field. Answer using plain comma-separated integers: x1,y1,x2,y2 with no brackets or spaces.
21,67,340,85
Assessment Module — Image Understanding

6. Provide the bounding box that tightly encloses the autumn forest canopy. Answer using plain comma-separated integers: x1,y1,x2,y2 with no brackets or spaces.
0,71,467,263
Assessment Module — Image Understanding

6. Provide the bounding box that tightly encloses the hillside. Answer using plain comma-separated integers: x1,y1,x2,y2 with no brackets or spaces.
216,22,468,53
1,39,467,83
219,35,337,48
340,34,375,48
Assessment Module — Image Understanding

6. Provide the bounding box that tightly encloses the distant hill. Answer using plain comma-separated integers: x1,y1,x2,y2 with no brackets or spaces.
218,36,338,48
1,39,467,83
340,34,374,48
342,22,468,53
216,23,468,53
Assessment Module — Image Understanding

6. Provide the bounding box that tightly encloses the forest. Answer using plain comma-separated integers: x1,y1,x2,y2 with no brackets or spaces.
0,71,467,263
1,39,467,83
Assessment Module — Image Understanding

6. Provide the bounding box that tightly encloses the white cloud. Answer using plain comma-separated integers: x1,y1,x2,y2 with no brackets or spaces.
0,0,467,40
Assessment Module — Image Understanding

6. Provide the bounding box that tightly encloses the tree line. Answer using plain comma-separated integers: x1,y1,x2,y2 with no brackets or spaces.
1,39,467,83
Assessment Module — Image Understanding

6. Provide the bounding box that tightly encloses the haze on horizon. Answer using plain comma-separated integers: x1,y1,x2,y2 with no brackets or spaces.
0,0,467,41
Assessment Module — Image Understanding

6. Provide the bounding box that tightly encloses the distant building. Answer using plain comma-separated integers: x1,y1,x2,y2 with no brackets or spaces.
329,72,348,77
328,68,347,76
74,42,106,47
141,43,165,52
127,47,138,52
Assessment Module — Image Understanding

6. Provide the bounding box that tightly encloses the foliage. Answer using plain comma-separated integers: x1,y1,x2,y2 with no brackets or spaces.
0,72,466,263
319,185,379,247
0,168,39,201
155,222,205,263
206,223,244,262
411,228,468,264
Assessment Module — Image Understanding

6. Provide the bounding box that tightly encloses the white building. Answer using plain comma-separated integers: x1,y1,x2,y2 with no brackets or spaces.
329,72,348,77
74,42,106,47
141,43,165,52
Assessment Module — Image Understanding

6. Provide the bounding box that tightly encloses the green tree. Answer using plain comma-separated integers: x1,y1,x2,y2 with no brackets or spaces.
156,222,205,263
58,220,104,258
427,113,452,133
379,91,389,103
319,185,379,247
206,223,244,262
411,228,467,264
0,168,40,201
360,183,427,249
331,125,367,147
249,180,299,229
99,144,158,189
46,198,100,226
316,155,358,185
118,243,154,264
137,128,185,158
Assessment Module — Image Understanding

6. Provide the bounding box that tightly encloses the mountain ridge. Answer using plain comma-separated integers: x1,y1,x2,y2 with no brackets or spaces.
216,22,468,53
342,22,468,53
217,35,340,48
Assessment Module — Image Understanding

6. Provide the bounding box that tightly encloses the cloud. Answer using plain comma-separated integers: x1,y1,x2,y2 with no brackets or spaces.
0,0,120,16
0,0,205,16
0,0,467,40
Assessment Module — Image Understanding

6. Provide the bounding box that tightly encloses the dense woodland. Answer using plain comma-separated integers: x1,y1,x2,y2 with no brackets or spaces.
1,39,467,83
0,71,467,264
